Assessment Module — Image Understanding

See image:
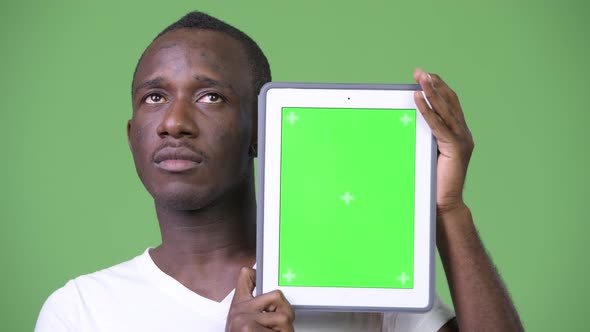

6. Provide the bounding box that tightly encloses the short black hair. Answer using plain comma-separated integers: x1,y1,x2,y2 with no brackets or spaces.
132,11,271,97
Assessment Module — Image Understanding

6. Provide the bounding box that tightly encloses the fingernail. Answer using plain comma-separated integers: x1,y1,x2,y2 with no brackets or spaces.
427,73,434,87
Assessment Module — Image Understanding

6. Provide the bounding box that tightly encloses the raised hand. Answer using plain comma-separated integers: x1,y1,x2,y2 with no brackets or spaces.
225,267,295,332
413,68,475,216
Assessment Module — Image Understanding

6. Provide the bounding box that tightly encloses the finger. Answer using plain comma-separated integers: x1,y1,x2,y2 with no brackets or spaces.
415,69,460,130
426,72,467,126
232,267,256,304
414,69,463,132
414,90,454,144
226,313,276,332
249,290,295,320
255,312,295,332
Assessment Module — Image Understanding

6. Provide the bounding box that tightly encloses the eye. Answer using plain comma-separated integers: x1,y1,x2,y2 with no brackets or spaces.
145,93,167,104
197,93,223,104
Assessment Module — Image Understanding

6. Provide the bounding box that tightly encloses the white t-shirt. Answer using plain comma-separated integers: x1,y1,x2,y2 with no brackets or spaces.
35,249,455,332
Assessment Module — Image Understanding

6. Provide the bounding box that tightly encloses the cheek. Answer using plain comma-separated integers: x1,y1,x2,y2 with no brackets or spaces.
207,116,250,168
130,118,158,169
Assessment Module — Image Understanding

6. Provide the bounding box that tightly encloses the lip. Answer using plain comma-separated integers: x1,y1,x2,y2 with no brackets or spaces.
156,159,201,172
153,146,205,172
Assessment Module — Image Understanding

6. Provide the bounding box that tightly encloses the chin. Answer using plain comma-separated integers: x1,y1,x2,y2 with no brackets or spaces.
145,179,219,211
156,196,207,211
152,189,215,211
141,166,254,212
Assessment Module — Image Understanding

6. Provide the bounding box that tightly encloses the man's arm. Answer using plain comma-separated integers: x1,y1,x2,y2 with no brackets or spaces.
413,69,524,332
436,205,522,332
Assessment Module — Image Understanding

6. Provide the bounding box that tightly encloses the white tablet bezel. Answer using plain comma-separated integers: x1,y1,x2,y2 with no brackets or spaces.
256,83,436,311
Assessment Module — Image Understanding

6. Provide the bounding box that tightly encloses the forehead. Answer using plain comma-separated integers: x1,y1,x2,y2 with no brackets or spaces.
133,29,252,95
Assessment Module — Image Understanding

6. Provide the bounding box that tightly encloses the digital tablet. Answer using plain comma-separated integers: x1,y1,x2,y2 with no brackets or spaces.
256,82,437,312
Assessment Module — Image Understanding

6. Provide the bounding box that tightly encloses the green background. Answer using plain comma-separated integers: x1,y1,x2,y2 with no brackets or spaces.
279,108,415,289
1,0,588,330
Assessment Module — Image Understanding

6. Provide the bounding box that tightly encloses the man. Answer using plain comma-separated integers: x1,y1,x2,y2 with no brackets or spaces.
35,11,523,331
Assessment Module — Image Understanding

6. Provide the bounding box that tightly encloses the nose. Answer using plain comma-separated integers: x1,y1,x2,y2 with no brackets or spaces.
157,99,199,139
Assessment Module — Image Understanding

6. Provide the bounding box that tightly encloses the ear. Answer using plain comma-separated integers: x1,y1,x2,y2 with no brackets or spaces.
250,99,259,158
249,128,258,158
127,119,132,149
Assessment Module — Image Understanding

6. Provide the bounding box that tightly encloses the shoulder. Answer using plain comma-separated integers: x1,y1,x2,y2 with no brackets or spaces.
35,279,81,332
35,250,150,332
69,249,152,292
383,294,456,332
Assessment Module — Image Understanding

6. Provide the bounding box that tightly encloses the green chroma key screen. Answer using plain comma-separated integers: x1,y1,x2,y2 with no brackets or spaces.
278,107,416,289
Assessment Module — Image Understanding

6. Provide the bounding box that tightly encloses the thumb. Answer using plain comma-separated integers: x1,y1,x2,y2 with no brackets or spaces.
232,267,256,304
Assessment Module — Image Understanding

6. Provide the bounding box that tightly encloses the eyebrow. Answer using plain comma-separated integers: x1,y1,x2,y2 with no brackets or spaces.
132,75,236,96
133,77,165,96
193,75,235,93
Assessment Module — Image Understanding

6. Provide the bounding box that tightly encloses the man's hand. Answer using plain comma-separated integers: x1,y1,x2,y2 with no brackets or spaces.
226,267,295,332
413,68,475,215
414,69,524,331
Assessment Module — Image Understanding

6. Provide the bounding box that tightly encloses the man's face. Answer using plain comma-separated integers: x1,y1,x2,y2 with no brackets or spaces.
128,29,255,210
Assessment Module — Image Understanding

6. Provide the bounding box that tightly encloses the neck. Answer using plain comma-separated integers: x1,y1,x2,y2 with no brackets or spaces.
150,172,257,286
154,176,256,263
